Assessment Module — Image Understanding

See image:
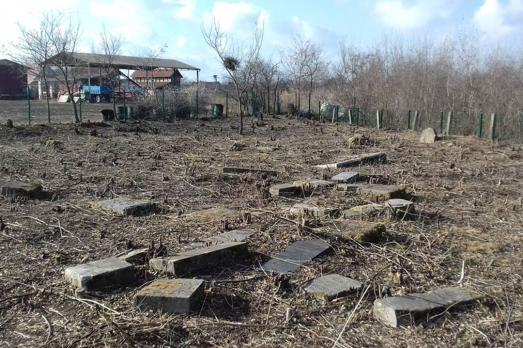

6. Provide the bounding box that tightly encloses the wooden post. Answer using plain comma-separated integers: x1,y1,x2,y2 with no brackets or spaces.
407,110,411,130
440,111,444,134
348,108,353,125
446,111,453,135
376,109,381,129
478,113,484,138
489,113,497,140
413,111,419,131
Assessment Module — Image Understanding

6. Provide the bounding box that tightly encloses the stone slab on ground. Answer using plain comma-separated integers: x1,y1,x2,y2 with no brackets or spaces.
293,179,336,194
270,183,302,197
206,229,256,245
331,172,360,183
262,240,331,274
119,248,150,264
289,203,340,219
94,197,154,216
315,152,387,169
373,287,481,328
135,278,204,314
222,167,279,176
0,180,43,199
357,185,407,202
384,199,415,218
150,242,248,276
313,221,387,243
184,207,240,223
419,128,438,144
342,203,385,219
305,274,363,300
64,257,135,291
336,183,366,192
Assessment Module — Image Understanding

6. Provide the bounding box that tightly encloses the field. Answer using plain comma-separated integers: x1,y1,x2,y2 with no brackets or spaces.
0,116,522,347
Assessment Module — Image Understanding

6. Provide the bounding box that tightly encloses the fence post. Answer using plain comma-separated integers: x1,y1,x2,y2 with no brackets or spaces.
225,92,229,118
348,108,353,125
331,106,336,123
27,86,31,125
440,111,444,134
407,110,411,130
446,111,453,135
478,113,484,138
489,113,497,140
413,111,419,131
376,109,381,129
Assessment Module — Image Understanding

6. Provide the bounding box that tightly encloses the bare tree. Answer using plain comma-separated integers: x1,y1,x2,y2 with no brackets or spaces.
258,59,279,115
203,19,264,134
99,27,122,115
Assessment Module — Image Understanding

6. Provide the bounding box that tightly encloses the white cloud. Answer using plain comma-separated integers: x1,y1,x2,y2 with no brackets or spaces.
204,1,267,32
165,0,196,20
176,35,187,48
474,0,523,39
375,0,454,30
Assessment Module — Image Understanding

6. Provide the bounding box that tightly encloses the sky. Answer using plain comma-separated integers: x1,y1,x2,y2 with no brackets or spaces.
1,0,523,81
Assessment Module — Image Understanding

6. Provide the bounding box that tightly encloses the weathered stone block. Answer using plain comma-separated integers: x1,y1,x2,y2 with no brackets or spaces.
0,180,43,199
342,203,384,219
94,197,153,216
64,257,135,291
305,274,362,300
315,152,387,169
336,183,365,192
289,203,339,219
331,172,360,183
419,128,438,144
135,278,204,314
206,229,255,245
385,199,415,218
119,248,150,264
373,287,480,327
150,242,248,276
262,240,331,274
357,185,406,202
293,179,336,191
269,183,301,197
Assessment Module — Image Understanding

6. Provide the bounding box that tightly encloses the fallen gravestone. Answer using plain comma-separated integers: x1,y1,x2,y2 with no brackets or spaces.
269,183,302,197
222,167,279,176
373,287,481,328
186,229,256,250
313,220,387,243
385,199,415,218
262,240,331,274
64,257,135,291
357,184,406,202
119,248,150,265
342,203,384,219
94,197,154,217
0,180,43,199
331,172,360,183
149,242,248,276
315,152,386,169
336,183,365,192
293,179,336,194
419,128,438,144
135,278,204,314
289,203,340,219
305,274,362,300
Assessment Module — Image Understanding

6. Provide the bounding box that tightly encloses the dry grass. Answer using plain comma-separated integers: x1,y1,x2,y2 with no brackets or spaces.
0,116,522,347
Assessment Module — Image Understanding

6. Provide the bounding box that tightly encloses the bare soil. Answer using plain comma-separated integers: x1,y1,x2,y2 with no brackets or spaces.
0,116,522,347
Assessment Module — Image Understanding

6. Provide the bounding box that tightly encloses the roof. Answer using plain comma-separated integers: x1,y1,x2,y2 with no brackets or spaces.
46,52,199,71
132,69,183,79
0,59,29,69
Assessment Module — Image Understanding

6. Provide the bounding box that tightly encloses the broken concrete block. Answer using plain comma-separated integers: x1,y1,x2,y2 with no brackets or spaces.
289,203,340,219
0,180,43,199
64,257,135,291
331,172,360,183
419,128,438,144
373,287,480,328
262,240,331,274
94,197,154,216
315,152,387,169
357,185,406,202
270,183,301,197
385,199,415,218
119,248,149,265
336,183,365,192
150,242,248,276
185,207,240,223
314,221,387,243
135,278,204,314
293,179,336,190
222,167,278,176
305,274,362,300
206,229,256,245
342,203,384,219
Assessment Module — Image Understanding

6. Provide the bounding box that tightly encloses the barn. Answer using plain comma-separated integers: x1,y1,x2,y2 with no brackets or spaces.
0,59,28,99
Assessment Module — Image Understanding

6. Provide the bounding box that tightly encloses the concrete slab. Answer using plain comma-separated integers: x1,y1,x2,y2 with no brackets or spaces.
385,199,415,218
342,203,385,219
420,128,438,144
149,242,248,276
262,240,331,274
293,179,336,191
305,274,362,300
222,167,279,176
336,183,365,192
331,172,360,183
206,229,256,245
119,248,149,265
0,180,43,199
315,152,387,169
135,278,204,314
94,197,154,216
373,287,480,327
357,185,406,202
269,183,302,197
289,203,339,219
313,221,387,243
64,257,135,291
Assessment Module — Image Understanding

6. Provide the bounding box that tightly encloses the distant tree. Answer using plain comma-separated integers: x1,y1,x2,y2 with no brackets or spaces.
99,27,122,115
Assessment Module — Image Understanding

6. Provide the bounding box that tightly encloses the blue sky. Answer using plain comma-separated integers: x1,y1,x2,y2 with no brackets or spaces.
1,0,523,80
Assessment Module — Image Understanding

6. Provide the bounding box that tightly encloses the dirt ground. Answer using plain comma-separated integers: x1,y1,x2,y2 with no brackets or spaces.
0,116,521,347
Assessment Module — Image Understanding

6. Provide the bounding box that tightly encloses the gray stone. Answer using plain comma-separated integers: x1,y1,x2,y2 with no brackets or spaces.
262,240,331,274
149,242,248,276
373,287,480,328
331,172,360,183
342,203,384,219
64,257,135,291
0,180,43,199
315,152,387,169
135,278,204,314
420,128,438,144
94,197,154,216
336,183,365,192
119,248,149,264
289,203,339,219
222,167,279,176
385,199,415,218
269,183,301,197
305,274,362,300
293,179,336,190
357,185,406,202
206,229,256,245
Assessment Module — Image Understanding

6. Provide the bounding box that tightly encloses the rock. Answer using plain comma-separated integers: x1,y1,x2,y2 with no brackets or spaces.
206,229,256,245
305,274,362,300
94,197,154,216
262,240,331,274
185,207,239,223
269,183,301,197
314,220,387,243
331,172,360,183
6,119,14,128
293,179,335,194
135,278,204,314
342,203,384,219
119,248,150,265
149,242,248,276
419,128,438,144
64,257,135,291
373,287,480,328
315,152,386,169
0,180,43,199
289,203,340,219
336,183,365,192
222,167,278,176
357,185,406,202
384,199,415,218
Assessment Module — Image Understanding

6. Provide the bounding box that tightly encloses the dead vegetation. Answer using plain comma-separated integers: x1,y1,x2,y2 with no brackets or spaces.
0,117,522,347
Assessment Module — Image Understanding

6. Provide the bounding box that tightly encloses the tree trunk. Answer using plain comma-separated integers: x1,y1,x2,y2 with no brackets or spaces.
43,77,51,123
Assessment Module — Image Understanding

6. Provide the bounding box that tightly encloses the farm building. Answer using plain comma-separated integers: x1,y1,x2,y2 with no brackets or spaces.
0,59,29,99
132,68,182,89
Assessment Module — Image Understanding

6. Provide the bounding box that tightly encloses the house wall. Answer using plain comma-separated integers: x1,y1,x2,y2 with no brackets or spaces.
0,64,28,99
